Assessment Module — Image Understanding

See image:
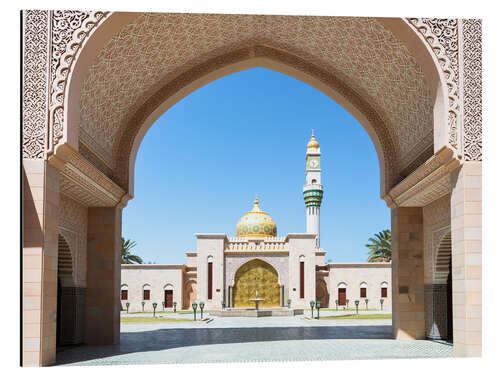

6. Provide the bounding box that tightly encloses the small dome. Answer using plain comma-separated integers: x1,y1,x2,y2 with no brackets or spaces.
307,131,319,149
236,197,277,238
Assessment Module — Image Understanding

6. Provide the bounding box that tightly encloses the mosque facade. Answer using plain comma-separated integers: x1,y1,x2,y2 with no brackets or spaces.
121,134,391,312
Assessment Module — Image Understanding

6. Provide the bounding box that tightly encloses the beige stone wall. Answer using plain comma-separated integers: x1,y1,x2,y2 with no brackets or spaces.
287,234,317,309
196,235,225,309
121,265,184,312
328,264,392,310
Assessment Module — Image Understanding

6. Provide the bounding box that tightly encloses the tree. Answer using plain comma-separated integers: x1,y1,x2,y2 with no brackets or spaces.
365,230,391,262
121,237,144,264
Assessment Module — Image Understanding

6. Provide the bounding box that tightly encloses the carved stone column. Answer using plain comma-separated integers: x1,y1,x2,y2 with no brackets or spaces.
23,160,60,366
450,162,482,357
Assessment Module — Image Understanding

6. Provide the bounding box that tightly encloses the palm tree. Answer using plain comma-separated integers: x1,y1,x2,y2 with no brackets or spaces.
366,230,392,262
121,237,144,264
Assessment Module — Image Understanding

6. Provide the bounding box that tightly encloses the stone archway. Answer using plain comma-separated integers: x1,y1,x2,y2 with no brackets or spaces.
56,233,84,346
233,259,280,308
21,11,483,365
183,281,197,310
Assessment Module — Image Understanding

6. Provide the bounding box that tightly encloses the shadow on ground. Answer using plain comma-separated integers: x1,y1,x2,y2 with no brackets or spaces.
55,325,392,365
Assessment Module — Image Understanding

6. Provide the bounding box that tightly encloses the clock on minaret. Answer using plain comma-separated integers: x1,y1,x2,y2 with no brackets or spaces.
303,131,323,247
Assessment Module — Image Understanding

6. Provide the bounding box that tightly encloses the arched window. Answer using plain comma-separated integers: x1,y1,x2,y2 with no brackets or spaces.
207,256,213,300
337,282,347,306
299,256,305,299
311,179,317,184
121,284,128,300
360,282,367,298
381,282,388,298
143,284,151,300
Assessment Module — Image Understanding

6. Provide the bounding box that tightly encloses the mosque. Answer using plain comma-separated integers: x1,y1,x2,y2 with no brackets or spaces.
121,133,391,312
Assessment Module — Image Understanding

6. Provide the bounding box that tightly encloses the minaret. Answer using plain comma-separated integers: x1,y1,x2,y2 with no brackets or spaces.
302,131,323,247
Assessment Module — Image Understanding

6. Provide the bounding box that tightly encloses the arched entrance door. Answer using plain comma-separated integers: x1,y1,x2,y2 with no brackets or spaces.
183,281,197,310
233,259,280,308
56,233,75,346
316,279,329,307
429,231,453,342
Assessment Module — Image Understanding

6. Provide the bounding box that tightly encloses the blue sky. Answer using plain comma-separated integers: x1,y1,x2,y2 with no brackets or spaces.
122,67,390,264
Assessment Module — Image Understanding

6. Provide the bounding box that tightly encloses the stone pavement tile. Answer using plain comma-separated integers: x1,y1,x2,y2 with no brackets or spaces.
55,316,452,366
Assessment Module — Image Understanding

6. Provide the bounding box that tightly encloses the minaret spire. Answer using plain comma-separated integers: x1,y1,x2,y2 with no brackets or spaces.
303,131,323,247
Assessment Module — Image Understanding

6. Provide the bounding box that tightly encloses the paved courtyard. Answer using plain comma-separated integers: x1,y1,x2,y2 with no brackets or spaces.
55,315,453,366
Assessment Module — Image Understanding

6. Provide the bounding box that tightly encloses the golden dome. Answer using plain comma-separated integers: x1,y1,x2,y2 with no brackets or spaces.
236,197,277,238
307,131,319,149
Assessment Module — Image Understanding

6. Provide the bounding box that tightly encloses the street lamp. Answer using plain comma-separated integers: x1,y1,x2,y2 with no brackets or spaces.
173,301,177,313
141,301,145,312
152,302,158,317
354,300,359,315
335,299,338,311
380,299,384,311
309,300,315,319
287,299,291,309
315,300,321,319
365,299,369,310
125,302,130,314
192,302,198,321
199,301,205,320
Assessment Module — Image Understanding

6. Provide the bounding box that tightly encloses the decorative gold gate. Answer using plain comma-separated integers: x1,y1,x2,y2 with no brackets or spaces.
233,259,280,308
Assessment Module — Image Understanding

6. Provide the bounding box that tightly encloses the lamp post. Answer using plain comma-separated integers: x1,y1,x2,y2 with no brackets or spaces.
199,301,205,320
309,300,315,319
287,299,291,309
380,299,384,311
315,300,321,319
125,302,130,314
152,302,158,317
162,301,165,311
141,301,145,312
354,300,359,315
192,302,198,321
365,299,369,310
173,301,177,313
346,299,350,309
335,299,338,311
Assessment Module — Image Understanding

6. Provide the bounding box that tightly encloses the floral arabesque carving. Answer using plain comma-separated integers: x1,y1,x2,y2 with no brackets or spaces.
461,19,482,161
23,10,49,159
49,10,109,153
408,18,460,150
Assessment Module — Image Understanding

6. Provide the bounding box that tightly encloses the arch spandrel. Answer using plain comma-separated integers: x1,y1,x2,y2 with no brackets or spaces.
64,12,451,199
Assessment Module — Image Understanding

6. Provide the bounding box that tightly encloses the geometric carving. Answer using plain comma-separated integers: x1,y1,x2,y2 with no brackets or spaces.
461,19,482,161
59,195,88,287
408,18,460,150
79,14,434,191
22,10,49,159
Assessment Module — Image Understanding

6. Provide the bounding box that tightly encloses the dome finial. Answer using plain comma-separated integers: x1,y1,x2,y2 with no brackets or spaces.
307,130,319,149
253,195,260,211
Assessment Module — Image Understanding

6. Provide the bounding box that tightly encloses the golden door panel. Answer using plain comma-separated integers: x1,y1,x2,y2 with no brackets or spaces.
233,259,280,308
